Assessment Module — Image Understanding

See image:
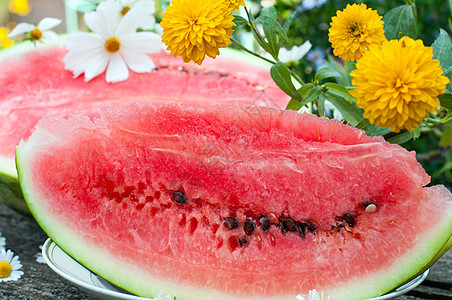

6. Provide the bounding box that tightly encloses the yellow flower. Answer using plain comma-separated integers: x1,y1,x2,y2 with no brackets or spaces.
0,28,14,48
161,0,235,65
228,0,245,11
8,0,31,16
328,3,385,61
350,37,450,132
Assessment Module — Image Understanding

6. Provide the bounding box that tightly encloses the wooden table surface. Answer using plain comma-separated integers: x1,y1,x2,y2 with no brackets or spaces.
0,202,450,300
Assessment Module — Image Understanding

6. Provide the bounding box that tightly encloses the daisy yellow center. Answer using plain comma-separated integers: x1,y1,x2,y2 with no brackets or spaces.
160,0,235,65
31,28,42,41
350,36,450,132
0,261,12,278
105,37,121,53
328,3,385,61
121,6,130,15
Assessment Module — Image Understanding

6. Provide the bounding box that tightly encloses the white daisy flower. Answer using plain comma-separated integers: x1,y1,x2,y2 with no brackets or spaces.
8,17,62,44
0,234,5,251
64,0,162,83
118,0,156,30
35,245,45,264
296,289,331,300
0,249,24,282
279,40,312,64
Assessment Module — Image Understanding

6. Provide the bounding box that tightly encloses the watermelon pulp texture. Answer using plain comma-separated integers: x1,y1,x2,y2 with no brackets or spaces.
16,104,452,300
0,44,288,214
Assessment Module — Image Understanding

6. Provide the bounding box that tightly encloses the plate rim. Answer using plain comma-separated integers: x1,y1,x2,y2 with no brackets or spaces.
42,238,429,300
42,238,147,300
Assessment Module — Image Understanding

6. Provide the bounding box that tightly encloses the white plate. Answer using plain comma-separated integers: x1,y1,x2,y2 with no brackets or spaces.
42,238,429,300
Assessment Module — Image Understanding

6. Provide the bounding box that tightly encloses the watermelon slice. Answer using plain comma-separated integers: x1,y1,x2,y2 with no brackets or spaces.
0,43,288,214
16,104,452,299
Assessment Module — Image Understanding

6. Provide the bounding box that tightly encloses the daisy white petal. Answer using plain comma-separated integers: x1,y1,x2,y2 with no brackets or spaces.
120,32,162,53
66,32,104,52
121,48,155,72
8,22,34,38
0,249,24,282
41,31,61,45
279,41,312,64
85,0,121,39
37,17,62,31
116,0,155,36
106,52,129,83
84,51,110,81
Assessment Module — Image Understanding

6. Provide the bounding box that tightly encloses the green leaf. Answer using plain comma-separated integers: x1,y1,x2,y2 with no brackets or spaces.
383,5,416,40
317,93,326,117
282,11,295,33
431,29,452,79
233,15,248,27
255,16,288,42
260,5,277,19
270,62,303,101
439,93,452,110
285,98,304,111
314,68,342,82
324,82,355,102
325,94,363,126
324,56,354,86
304,86,321,105
410,126,421,140
387,130,413,145
355,119,391,136
285,84,314,110
440,122,452,147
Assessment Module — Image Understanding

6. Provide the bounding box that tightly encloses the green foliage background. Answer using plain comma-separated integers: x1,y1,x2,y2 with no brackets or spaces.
246,0,452,188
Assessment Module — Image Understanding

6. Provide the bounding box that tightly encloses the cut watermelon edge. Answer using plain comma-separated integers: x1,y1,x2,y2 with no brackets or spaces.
0,39,283,215
15,137,452,300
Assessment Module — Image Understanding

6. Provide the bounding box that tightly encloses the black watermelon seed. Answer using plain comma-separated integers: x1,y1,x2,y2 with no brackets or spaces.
297,222,305,237
280,218,297,232
303,220,316,232
239,236,248,247
279,219,287,233
259,216,271,231
244,219,256,235
343,213,354,227
224,217,239,230
172,191,186,203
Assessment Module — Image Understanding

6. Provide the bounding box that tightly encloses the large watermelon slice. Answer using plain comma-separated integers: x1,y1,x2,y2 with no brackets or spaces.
0,43,288,214
16,104,452,299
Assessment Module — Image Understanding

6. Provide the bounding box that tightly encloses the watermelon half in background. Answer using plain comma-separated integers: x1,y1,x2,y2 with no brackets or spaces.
0,43,289,215
16,104,452,299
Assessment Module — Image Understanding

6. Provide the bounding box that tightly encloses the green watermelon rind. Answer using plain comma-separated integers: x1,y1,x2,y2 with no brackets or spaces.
0,40,277,216
16,134,452,299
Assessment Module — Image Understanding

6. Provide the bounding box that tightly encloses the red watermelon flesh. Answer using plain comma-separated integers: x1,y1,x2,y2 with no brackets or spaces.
16,104,452,299
0,44,287,164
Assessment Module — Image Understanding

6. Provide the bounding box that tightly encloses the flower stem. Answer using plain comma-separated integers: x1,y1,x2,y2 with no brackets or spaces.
230,38,275,65
230,38,305,86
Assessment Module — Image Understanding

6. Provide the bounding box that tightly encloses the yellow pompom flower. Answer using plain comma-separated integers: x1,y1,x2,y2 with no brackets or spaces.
8,0,31,16
228,0,245,11
350,36,450,132
0,28,14,48
328,3,385,61
161,0,235,65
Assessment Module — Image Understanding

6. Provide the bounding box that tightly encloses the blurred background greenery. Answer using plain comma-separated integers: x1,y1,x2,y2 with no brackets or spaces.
1,0,451,188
